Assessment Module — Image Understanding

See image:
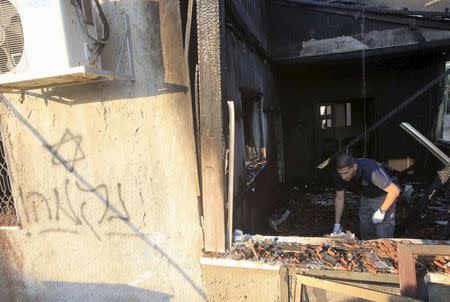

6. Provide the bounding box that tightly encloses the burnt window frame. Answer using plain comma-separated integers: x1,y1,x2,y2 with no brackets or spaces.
240,89,267,185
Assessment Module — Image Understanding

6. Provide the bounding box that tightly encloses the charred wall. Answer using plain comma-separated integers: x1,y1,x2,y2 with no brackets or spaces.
270,2,398,60
222,0,281,233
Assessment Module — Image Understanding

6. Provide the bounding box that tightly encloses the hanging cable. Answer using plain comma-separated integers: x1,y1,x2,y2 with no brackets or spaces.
70,0,110,64
361,2,367,157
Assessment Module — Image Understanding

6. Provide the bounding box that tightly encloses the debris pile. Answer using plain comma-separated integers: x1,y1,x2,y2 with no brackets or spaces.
425,255,450,274
397,183,449,239
246,159,267,184
206,238,450,274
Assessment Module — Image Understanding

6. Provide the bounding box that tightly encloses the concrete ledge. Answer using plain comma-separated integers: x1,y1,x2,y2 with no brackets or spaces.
0,226,21,231
425,273,450,285
201,257,280,271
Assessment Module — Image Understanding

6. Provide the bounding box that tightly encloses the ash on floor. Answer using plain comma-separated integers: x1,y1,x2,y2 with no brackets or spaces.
270,183,449,240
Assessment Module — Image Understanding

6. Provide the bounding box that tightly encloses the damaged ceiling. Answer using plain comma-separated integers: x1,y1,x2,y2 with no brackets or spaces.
269,0,450,63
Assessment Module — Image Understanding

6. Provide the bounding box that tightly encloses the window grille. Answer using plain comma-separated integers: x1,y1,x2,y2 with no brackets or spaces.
0,133,17,226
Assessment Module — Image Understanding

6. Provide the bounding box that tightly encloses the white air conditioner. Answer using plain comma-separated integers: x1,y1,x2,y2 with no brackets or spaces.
0,0,118,92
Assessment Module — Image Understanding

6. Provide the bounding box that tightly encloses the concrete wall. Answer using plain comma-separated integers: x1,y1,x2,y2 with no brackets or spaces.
0,1,206,301
203,265,280,302
222,0,281,234
278,52,445,183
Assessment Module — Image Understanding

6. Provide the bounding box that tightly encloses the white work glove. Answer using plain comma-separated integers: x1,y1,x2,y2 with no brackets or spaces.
331,223,342,235
372,209,385,224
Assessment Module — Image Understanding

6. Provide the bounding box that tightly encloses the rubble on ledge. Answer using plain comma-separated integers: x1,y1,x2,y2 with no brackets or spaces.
204,237,450,275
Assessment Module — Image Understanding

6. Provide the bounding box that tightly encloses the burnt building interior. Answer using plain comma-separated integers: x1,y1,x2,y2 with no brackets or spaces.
195,0,450,248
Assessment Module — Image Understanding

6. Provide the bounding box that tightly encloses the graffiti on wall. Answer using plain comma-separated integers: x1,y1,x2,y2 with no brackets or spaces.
20,129,146,240
20,180,146,240
50,129,85,172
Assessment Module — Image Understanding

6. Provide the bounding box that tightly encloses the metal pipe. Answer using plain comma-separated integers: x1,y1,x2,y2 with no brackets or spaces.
227,101,235,250
260,97,267,160
184,0,194,60
400,122,450,165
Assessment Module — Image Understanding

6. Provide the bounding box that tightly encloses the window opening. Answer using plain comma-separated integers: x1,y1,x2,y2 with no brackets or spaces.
320,103,352,129
242,93,267,184
345,102,352,126
320,104,334,129
441,61,450,141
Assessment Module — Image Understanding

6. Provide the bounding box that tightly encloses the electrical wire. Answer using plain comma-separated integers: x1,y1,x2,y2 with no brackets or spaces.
361,2,367,157
70,0,110,64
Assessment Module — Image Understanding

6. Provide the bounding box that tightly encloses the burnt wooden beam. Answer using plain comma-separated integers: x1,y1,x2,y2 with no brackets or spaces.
295,275,421,302
197,0,226,252
398,244,450,298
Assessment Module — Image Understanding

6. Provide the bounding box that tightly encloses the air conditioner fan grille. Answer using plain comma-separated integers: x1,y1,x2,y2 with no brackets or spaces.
0,0,24,74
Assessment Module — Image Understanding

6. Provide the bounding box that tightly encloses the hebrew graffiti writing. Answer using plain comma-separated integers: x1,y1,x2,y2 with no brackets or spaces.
20,179,145,240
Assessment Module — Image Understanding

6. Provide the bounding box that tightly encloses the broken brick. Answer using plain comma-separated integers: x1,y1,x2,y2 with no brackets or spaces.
382,240,396,253
367,267,378,273
323,254,338,265
339,258,348,266
343,243,357,249
433,260,445,269
327,248,336,257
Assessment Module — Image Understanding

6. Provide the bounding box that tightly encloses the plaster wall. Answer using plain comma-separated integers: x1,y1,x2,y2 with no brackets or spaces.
202,265,280,302
0,1,205,301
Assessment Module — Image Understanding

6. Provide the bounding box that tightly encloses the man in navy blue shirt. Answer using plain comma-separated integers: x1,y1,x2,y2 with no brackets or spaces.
331,153,400,239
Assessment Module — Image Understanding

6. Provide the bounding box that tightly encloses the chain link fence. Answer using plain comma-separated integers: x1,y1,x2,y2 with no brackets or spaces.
0,136,17,226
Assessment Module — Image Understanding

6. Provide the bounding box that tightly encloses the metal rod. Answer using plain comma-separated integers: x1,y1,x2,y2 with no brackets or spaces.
400,122,450,165
426,0,443,8
115,14,135,81
125,14,135,81
184,0,194,60
227,101,235,250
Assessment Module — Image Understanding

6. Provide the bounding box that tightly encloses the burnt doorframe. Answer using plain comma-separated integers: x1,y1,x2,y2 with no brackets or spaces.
197,0,227,253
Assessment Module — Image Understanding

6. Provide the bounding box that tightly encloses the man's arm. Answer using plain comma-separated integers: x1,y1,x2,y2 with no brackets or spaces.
335,190,345,224
380,183,400,212
370,166,400,212
372,182,401,224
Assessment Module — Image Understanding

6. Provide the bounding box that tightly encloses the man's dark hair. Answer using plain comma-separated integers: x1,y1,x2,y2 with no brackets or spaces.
335,152,355,169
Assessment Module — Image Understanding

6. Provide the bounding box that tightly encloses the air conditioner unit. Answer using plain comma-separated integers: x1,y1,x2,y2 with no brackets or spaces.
0,0,118,92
